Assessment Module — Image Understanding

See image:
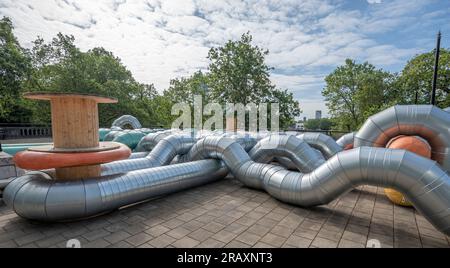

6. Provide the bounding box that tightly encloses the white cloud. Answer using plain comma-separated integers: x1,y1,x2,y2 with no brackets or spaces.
0,0,442,119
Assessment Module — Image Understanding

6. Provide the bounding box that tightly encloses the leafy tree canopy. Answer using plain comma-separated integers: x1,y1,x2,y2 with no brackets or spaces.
322,59,395,131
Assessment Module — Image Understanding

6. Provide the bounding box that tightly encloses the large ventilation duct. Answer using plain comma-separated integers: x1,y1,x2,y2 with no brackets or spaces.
184,136,450,235
3,160,227,221
354,105,450,171
297,133,342,159
111,115,142,129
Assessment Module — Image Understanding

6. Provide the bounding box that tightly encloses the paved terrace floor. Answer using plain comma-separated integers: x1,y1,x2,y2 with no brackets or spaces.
0,176,449,248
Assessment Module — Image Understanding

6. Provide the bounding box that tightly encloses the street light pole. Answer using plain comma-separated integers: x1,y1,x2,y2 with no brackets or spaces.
431,31,441,105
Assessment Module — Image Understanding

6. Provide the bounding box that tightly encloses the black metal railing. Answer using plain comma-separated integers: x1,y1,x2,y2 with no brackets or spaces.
0,124,52,140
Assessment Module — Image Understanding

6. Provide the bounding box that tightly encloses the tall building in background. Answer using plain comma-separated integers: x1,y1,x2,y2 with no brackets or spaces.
315,110,322,120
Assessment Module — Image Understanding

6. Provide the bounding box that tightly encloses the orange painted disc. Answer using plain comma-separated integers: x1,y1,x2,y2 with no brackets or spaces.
344,144,353,150
386,135,431,158
13,142,131,170
385,135,432,207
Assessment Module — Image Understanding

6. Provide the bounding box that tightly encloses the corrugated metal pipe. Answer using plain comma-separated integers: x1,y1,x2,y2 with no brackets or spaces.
111,115,142,129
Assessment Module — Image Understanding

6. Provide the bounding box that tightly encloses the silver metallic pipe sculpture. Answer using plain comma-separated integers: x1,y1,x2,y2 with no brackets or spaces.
248,135,325,172
185,136,450,235
134,131,174,152
3,160,227,221
336,132,355,148
297,133,342,159
128,152,150,159
111,115,142,129
101,134,195,176
354,105,450,171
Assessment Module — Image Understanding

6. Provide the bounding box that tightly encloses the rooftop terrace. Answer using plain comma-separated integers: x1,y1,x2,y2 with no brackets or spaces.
1,176,448,248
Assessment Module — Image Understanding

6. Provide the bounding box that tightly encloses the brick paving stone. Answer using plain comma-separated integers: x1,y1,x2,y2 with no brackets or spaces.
311,237,338,248
82,229,111,241
108,240,133,248
188,229,214,242
284,235,312,248
148,234,176,248
421,235,449,248
14,232,46,246
316,228,343,242
225,240,251,248
172,236,200,248
247,224,271,236
212,230,238,244
83,238,111,248
270,225,294,238
103,230,131,244
202,222,226,233
196,238,226,248
162,218,185,229
181,220,204,232
341,230,368,244
214,215,237,225
177,213,197,222
145,225,170,237
259,233,286,247
338,239,365,248
0,240,17,248
167,226,191,239
223,222,248,235
196,214,216,224
235,232,261,246
125,233,154,246
253,241,274,248
35,235,67,248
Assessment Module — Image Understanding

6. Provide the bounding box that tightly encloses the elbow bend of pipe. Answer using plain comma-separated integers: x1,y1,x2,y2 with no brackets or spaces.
354,105,450,171
111,115,142,129
297,133,342,159
101,134,195,175
336,132,355,148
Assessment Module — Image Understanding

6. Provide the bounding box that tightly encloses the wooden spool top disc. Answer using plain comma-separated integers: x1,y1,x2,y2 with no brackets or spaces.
23,92,118,103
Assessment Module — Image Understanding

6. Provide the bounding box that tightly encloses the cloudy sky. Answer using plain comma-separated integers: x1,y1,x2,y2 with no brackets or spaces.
1,0,449,118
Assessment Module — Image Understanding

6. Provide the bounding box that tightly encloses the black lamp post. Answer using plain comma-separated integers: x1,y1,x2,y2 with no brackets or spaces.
431,31,441,105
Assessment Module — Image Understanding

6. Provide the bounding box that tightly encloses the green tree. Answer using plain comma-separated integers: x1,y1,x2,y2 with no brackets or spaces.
207,32,300,129
304,118,334,130
207,32,273,105
0,17,33,123
163,71,210,105
322,59,394,131
395,48,450,107
269,88,301,129
25,33,164,127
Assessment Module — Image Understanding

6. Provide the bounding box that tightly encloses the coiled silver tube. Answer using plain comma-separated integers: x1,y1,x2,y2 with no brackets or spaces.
297,133,342,158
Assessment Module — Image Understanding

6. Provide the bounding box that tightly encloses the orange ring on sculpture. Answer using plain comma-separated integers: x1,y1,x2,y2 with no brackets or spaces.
384,135,432,207
13,143,131,170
